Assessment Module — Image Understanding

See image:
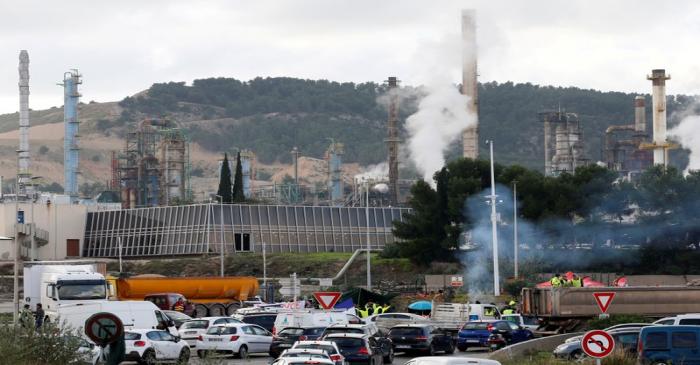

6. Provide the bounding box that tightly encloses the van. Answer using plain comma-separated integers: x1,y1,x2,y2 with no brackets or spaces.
638,325,700,365
52,301,179,336
273,310,362,334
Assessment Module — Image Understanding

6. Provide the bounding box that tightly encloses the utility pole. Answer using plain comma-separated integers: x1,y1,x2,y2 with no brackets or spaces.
215,196,225,277
487,140,500,296
365,180,372,291
513,181,518,279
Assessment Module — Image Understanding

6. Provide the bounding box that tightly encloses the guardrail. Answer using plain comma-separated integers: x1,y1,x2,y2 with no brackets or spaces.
490,332,583,362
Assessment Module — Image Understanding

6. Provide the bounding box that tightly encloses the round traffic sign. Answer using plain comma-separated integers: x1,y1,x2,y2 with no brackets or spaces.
84,312,124,347
581,330,615,358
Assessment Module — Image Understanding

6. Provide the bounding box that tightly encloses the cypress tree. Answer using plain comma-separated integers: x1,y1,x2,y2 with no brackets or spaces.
232,152,245,202
217,153,233,203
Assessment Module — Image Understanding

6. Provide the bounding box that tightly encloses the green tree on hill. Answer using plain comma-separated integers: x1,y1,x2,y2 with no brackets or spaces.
217,153,232,203
232,152,245,203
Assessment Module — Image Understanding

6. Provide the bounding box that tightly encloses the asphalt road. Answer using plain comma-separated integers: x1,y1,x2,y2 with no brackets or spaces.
178,349,492,365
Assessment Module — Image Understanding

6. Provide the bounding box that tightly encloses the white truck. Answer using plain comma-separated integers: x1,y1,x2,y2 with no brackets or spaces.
23,262,108,315
55,301,179,336
430,303,501,334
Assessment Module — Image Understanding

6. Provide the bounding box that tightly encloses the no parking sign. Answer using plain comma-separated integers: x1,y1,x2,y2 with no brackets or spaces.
581,330,615,363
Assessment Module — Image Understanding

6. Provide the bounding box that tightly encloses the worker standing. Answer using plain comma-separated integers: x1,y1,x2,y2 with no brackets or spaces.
550,274,562,288
572,275,583,287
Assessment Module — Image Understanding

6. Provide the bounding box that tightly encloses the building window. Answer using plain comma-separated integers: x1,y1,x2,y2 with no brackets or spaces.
235,233,251,252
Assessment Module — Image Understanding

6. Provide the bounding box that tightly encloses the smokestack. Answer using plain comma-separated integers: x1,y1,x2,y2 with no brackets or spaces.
647,69,670,166
61,70,82,200
18,50,31,195
461,9,479,159
291,147,300,184
386,76,400,206
634,96,646,133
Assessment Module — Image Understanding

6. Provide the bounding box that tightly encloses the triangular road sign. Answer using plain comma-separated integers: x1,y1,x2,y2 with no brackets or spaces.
593,292,616,313
314,291,342,310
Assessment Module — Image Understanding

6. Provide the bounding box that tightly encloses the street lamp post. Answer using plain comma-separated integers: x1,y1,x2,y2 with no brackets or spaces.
487,140,500,296
215,195,224,277
365,179,371,291
513,181,518,279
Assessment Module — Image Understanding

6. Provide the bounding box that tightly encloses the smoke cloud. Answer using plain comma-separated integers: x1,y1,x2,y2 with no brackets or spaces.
669,110,700,173
354,162,389,181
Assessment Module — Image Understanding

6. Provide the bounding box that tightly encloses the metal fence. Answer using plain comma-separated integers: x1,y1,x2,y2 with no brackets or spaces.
83,203,410,258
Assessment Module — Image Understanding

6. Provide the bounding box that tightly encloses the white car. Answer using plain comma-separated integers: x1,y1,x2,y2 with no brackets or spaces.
74,337,101,365
291,340,345,365
179,317,241,347
279,348,333,361
124,329,190,364
272,356,335,365
196,323,273,359
654,314,700,325
404,356,502,365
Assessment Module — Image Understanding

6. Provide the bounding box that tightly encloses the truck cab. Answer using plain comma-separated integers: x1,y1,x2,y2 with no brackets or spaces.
24,264,108,314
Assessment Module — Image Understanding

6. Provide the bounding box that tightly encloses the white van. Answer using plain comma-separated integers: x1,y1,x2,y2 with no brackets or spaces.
273,310,363,334
431,303,501,331
52,301,179,336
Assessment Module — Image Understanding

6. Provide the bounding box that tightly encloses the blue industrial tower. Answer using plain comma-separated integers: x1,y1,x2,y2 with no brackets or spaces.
62,70,81,200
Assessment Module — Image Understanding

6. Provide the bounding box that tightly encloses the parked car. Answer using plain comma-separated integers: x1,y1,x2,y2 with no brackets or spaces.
291,340,345,365
388,324,454,356
73,336,101,365
270,327,327,358
554,328,642,360
196,323,273,359
638,325,700,365
324,333,384,365
124,329,190,364
163,310,193,329
234,312,278,332
179,316,242,347
500,314,541,331
321,323,393,362
457,321,533,351
274,310,361,334
653,314,700,326
564,323,651,344
404,356,502,365
366,313,430,333
272,356,335,365
278,348,333,361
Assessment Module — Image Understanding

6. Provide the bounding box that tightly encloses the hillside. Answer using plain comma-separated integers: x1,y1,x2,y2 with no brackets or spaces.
0,77,693,194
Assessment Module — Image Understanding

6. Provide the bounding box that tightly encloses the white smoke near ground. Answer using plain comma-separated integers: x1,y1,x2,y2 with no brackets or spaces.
354,162,389,181
669,106,700,173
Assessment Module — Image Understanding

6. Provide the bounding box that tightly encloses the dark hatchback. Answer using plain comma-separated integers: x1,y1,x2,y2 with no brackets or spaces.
388,325,455,355
239,312,278,332
458,321,533,351
325,333,384,365
270,327,327,358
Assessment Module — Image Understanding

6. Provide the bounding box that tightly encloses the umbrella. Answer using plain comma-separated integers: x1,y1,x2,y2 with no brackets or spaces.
408,301,432,311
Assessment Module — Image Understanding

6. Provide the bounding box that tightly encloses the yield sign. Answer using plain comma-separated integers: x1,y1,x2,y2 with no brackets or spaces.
314,291,342,310
593,292,616,313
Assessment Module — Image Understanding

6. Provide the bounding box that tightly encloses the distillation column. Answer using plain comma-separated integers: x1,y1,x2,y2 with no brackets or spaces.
18,51,31,196
62,70,82,200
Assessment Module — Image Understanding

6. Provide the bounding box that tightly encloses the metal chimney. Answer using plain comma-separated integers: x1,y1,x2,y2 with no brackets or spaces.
461,9,479,159
61,70,82,200
647,69,670,166
385,76,400,206
634,96,646,133
18,50,31,195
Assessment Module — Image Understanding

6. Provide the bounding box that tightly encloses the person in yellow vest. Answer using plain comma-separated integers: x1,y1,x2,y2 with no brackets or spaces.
562,278,573,287
173,297,186,312
381,304,391,314
550,273,562,288
501,300,517,315
357,306,369,318
572,275,583,287
372,303,382,315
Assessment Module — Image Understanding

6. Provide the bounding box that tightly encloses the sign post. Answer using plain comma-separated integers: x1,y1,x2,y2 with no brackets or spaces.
450,276,464,287
581,330,615,365
313,291,341,310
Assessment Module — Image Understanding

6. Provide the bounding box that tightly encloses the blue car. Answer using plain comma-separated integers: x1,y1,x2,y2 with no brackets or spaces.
457,320,533,351
638,325,700,365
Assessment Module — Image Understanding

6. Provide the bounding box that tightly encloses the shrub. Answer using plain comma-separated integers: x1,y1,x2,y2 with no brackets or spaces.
0,322,87,364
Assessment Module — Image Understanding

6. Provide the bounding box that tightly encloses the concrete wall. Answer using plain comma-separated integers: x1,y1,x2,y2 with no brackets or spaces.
0,202,87,260
490,332,582,362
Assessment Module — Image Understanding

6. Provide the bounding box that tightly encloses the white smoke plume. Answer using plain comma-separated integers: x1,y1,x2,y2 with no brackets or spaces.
403,36,478,185
354,162,389,182
669,113,700,173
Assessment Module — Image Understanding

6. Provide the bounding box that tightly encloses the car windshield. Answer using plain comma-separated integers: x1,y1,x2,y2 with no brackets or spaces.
56,281,106,300
280,328,305,337
124,332,141,340
462,322,490,330
165,311,190,320
325,328,364,335
206,326,237,335
295,344,337,354
182,320,209,329
389,327,423,336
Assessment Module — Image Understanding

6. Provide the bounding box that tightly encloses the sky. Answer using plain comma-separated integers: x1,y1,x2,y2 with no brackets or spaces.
0,0,699,114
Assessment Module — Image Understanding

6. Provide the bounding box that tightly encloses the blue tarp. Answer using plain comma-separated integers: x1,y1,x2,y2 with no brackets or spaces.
408,300,432,311
334,298,355,309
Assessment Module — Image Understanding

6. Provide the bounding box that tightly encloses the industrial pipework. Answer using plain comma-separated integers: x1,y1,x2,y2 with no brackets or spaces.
61,70,82,200
18,51,31,196
461,9,479,159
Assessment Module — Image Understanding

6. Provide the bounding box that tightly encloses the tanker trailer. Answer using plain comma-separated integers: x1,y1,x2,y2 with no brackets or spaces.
112,276,259,317
521,286,700,333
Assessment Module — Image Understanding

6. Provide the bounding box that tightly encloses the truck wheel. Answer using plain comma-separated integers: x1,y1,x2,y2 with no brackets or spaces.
208,303,227,317
226,302,240,316
193,304,209,318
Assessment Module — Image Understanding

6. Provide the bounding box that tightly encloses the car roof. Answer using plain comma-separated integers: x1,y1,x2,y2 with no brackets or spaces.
125,329,162,334
283,349,328,354
324,333,367,339
296,340,339,346
328,324,366,329
211,323,254,328
280,358,334,365
391,324,430,328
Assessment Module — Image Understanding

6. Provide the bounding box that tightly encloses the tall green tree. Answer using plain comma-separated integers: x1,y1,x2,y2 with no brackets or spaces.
217,153,232,203
232,152,246,203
